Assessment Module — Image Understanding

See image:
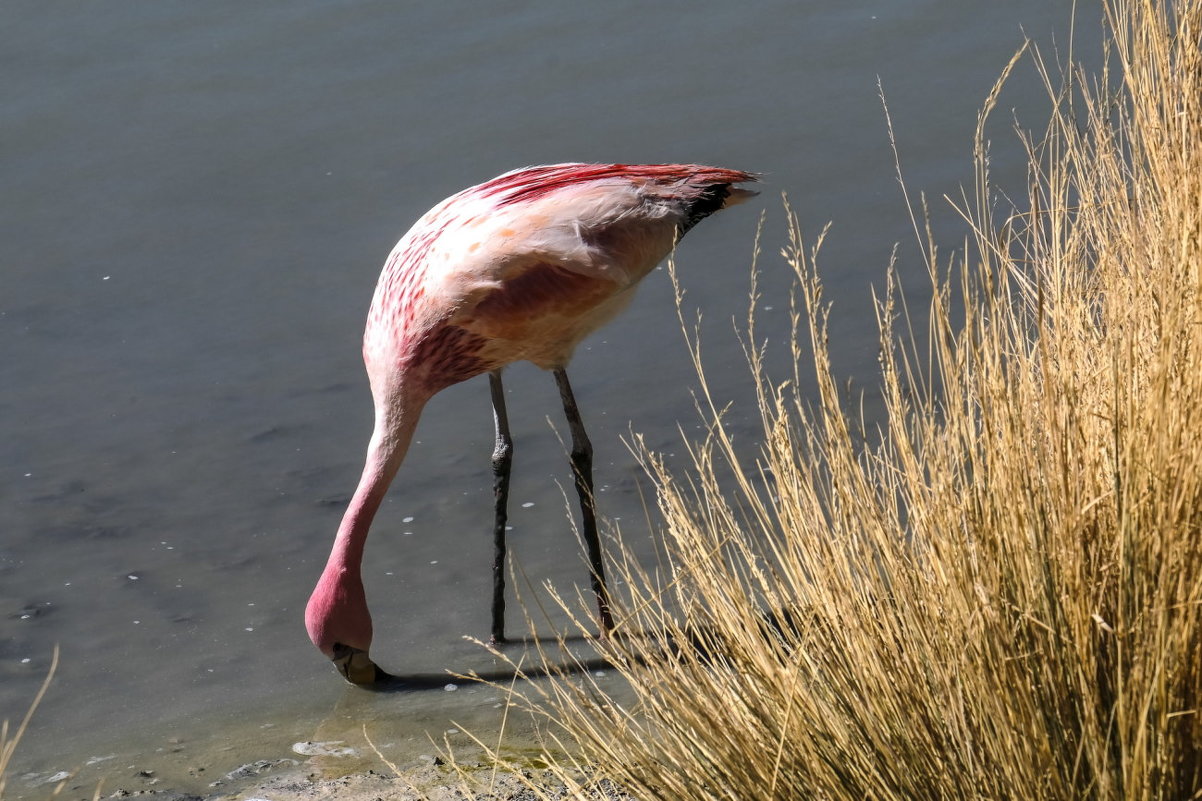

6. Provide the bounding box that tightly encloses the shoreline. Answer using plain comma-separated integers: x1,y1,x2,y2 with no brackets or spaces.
25,736,567,801
44,749,625,801
211,759,629,801
8,670,633,801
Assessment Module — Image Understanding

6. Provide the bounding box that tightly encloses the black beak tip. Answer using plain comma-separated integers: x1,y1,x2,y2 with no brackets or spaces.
330,643,388,685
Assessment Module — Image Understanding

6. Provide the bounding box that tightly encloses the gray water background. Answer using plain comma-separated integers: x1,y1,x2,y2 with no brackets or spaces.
2,2,1102,794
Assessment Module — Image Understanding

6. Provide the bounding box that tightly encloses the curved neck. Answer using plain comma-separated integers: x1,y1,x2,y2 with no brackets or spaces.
328,393,428,572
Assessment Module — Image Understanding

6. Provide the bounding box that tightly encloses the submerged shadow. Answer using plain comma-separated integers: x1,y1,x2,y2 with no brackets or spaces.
333,613,811,693
361,657,614,693
353,633,615,693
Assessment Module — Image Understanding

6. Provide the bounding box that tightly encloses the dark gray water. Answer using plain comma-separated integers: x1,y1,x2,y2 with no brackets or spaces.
2,2,1100,795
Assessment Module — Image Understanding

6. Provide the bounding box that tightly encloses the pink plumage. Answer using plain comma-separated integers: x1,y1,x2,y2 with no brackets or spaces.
306,162,756,683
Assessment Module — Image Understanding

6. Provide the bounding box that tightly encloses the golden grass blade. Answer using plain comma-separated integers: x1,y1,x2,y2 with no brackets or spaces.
0,647,59,800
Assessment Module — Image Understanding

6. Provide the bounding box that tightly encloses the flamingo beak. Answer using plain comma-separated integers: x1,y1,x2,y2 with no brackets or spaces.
723,187,760,208
331,643,384,685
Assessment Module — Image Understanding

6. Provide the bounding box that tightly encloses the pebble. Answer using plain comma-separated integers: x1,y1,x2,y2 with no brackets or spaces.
26,770,71,786
291,740,357,757
223,757,299,781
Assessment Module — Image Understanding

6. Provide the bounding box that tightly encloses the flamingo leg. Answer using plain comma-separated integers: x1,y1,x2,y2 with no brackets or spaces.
553,367,615,635
488,370,513,645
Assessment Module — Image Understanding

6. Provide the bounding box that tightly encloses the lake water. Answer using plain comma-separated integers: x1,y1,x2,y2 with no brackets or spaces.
2,2,1101,796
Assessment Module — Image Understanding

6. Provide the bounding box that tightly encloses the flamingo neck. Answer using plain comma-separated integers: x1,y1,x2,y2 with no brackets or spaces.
330,396,427,569
307,387,428,656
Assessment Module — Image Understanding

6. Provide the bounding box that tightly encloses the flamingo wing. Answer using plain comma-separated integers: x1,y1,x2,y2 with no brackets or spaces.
368,163,756,382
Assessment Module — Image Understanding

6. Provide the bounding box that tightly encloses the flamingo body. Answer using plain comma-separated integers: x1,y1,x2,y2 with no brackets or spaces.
306,163,755,683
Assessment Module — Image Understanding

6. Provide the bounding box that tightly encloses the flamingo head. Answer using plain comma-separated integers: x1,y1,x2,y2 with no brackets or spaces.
305,566,385,685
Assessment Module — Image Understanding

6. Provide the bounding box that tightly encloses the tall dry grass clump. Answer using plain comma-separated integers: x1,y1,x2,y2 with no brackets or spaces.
483,1,1202,799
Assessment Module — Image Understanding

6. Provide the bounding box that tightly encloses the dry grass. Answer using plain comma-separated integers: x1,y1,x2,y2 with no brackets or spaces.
475,1,1202,799
0,649,71,800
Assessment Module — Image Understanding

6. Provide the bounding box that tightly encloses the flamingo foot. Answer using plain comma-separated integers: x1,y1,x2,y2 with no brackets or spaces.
331,643,385,685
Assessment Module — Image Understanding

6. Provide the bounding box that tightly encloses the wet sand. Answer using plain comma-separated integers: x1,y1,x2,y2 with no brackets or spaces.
92,754,631,801
30,726,626,801
237,761,632,801
11,654,634,801
45,740,629,798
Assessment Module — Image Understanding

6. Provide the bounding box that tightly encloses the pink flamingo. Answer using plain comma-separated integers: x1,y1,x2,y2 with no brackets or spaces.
305,163,757,684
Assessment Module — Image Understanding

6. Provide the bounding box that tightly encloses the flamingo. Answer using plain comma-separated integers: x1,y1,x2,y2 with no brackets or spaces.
305,163,757,684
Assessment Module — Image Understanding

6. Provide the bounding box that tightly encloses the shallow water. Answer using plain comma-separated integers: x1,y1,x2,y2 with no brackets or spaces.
1,1,1101,795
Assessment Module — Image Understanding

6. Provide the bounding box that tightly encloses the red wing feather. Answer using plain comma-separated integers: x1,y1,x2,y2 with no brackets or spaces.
478,163,757,207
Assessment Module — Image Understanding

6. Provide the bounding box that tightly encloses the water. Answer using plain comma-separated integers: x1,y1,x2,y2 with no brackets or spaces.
2,1,1101,795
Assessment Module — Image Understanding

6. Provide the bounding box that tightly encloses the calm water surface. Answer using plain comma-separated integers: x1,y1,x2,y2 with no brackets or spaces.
2,2,1099,795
